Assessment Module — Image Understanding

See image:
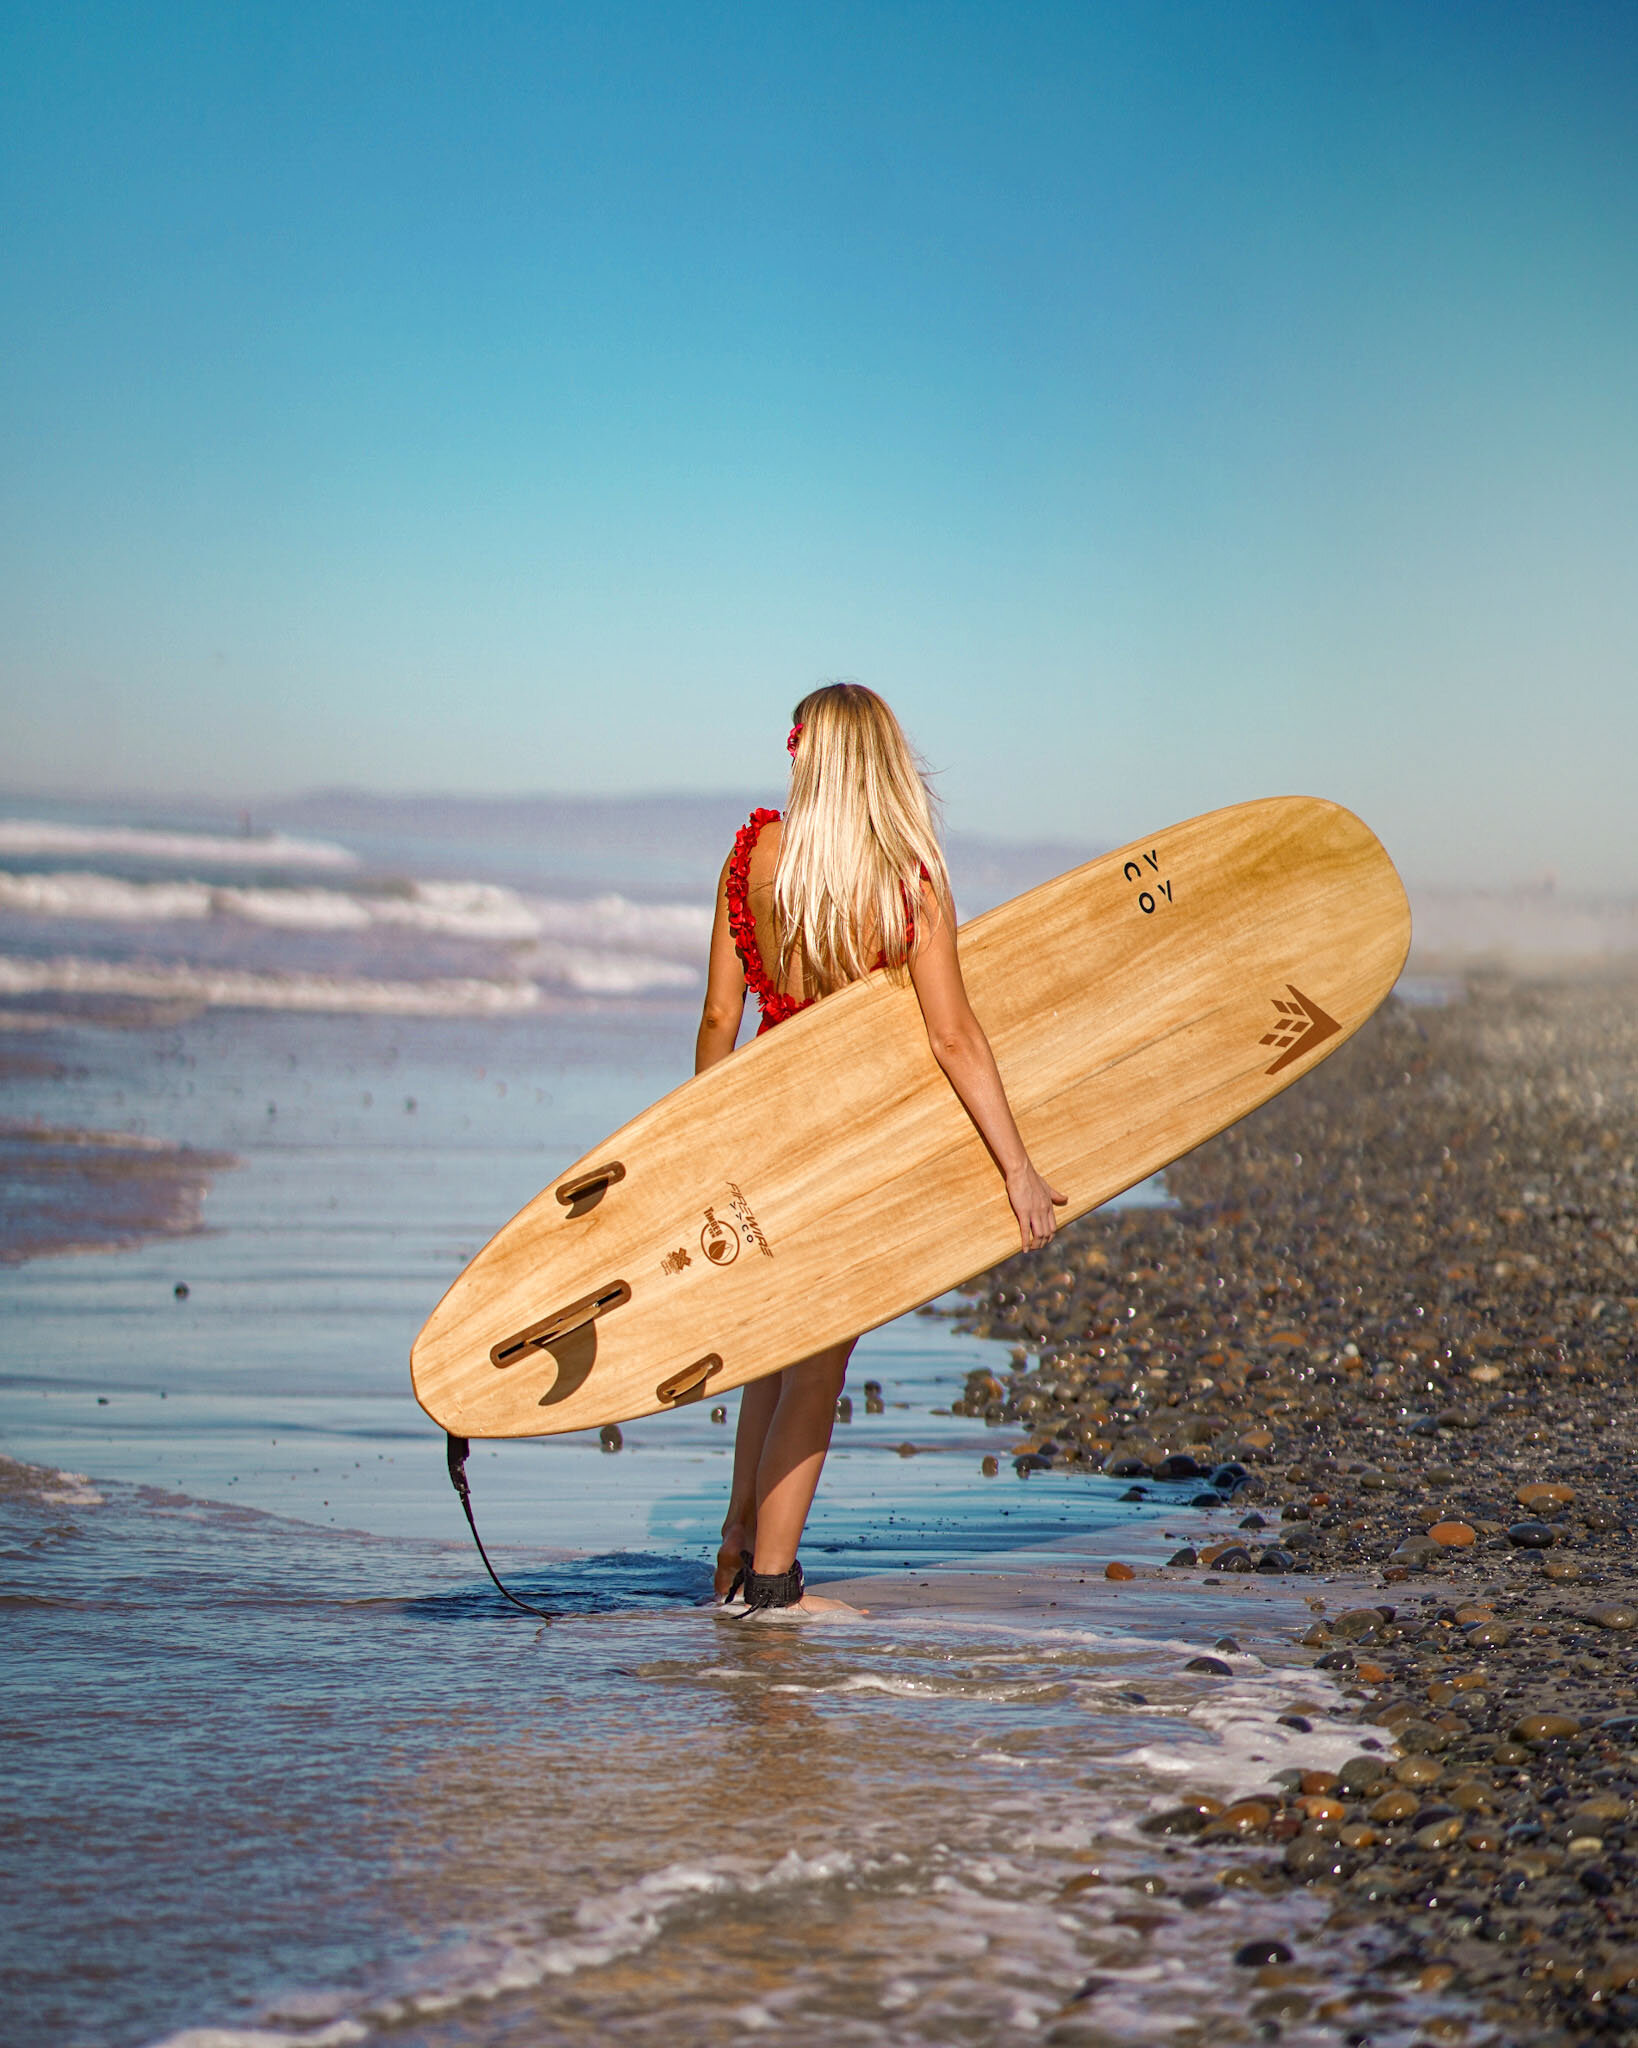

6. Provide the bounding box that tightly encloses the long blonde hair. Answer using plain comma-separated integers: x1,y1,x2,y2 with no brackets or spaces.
774,684,954,997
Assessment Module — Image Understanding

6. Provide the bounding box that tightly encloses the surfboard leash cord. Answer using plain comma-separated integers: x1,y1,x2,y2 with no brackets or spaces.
444,1432,558,1622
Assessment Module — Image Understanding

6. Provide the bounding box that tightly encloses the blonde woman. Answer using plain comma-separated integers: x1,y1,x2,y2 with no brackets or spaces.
695,684,1064,1613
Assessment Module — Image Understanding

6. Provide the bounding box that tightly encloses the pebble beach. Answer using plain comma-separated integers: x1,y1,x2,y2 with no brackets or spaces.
954,971,1638,2042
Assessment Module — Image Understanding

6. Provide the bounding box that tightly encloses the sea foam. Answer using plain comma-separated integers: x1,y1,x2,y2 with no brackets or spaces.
0,869,710,956
0,957,544,1017
0,820,358,869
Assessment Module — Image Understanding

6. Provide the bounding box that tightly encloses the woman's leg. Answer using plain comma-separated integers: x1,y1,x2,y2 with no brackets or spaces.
750,1339,855,1575
716,1373,781,1593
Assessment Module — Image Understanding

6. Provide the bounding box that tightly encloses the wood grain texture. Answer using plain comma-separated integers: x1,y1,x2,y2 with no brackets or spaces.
411,797,1410,1438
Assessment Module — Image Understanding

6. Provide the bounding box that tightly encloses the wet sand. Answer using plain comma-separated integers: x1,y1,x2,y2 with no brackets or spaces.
0,1121,236,1263
956,971,1638,2043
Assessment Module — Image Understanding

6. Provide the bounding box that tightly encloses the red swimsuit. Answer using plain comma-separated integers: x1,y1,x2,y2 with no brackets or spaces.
726,808,921,1036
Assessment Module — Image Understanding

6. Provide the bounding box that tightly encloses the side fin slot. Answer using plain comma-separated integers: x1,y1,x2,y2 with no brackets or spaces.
491,1281,631,1368
555,1161,625,1213
656,1354,724,1406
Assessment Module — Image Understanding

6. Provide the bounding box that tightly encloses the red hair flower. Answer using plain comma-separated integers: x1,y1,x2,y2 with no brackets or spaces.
786,722,804,758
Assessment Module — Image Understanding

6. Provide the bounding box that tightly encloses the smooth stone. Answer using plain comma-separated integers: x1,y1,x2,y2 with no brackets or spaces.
1414,1816,1464,1849
1507,1520,1556,1548
1166,1545,1198,1567
1219,1800,1274,1835
1105,1561,1135,1581
1185,1655,1233,1675
1517,1482,1575,1510
1512,1712,1580,1744
1339,1756,1386,1794
1541,1558,1585,1580
599,1424,623,1452
1429,1521,1477,1548
1447,1781,1496,1812
1156,1454,1207,1480
1283,1832,1355,1880
1140,1804,1210,1837
1572,1795,1632,1826
1334,1608,1388,1640
1395,1721,1451,1755
980,1455,1000,1477
1392,1757,1444,1787
1234,1940,1294,1968
1588,1605,1638,1631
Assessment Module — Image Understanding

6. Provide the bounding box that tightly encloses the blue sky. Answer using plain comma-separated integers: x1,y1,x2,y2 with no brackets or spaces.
2,2,1634,886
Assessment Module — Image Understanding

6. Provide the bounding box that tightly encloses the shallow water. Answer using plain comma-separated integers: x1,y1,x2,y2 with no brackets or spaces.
0,820,1476,2048
8,1447,1411,2048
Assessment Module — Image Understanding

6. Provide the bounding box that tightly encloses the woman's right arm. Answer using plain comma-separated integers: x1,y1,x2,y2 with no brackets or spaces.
907,882,1065,1252
695,853,748,1073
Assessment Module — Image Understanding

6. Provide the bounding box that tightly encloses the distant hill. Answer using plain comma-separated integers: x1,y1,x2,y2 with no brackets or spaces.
275,787,1100,914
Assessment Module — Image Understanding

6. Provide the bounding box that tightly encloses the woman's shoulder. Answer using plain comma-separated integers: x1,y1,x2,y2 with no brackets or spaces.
727,808,781,903
730,807,782,871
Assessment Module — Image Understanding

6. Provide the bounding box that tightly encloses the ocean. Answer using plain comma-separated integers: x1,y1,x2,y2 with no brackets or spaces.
0,791,1459,2047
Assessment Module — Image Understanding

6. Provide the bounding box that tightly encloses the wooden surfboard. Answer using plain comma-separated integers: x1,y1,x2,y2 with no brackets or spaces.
411,796,1409,1440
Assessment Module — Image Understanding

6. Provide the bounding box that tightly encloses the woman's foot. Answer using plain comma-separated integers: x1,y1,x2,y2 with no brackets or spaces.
737,1592,867,1618
714,1523,753,1598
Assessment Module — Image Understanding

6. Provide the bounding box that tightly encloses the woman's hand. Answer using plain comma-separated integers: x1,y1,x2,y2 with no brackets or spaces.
1005,1161,1067,1253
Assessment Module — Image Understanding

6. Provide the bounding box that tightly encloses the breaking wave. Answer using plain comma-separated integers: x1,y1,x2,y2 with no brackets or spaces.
0,870,711,956
0,958,539,1017
0,951,694,1013
0,820,358,870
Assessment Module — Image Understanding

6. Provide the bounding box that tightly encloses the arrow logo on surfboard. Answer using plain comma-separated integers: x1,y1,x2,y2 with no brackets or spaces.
1260,985,1341,1075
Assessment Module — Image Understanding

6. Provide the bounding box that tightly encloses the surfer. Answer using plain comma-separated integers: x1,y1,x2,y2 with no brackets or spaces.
696,683,1064,1613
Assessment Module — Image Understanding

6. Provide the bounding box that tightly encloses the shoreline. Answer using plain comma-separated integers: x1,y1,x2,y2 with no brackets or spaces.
953,970,1638,2043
